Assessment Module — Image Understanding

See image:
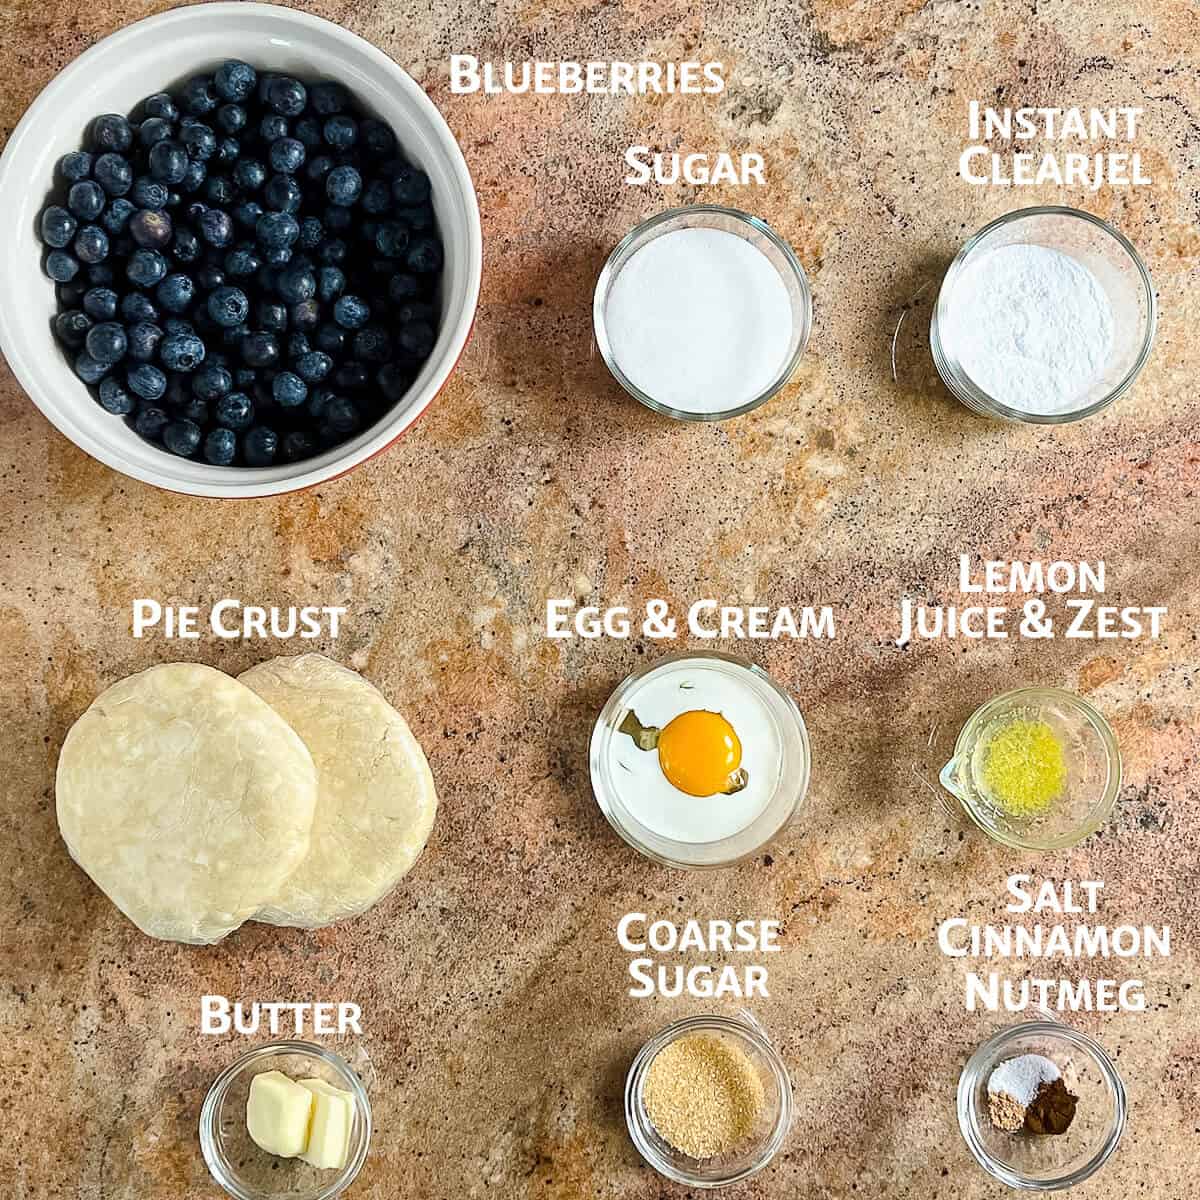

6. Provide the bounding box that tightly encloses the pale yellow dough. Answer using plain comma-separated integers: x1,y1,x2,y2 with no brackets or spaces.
55,663,318,944
239,654,437,928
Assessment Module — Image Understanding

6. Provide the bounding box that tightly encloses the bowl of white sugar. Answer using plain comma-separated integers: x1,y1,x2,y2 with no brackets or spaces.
931,206,1155,424
593,206,812,421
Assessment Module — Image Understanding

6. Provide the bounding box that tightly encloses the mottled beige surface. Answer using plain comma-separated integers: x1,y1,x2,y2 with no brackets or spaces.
1,1,1198,1197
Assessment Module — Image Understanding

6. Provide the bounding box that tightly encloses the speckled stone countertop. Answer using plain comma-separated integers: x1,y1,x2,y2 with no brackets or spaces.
1,1,1198,1197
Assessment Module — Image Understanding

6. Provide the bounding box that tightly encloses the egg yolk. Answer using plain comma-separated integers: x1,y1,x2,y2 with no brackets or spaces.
656,710,743,797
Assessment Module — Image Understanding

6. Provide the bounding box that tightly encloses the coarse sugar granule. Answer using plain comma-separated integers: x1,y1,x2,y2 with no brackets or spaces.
642,1032,766,1159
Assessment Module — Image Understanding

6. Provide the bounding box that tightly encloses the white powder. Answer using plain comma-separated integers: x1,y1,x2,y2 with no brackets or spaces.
603,227,794,415
946,243,1115,415
987,1053,1061,1106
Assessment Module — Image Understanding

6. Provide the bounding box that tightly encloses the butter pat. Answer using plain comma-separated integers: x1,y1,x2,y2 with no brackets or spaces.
246,1071,314,1158
298,1077,355,1169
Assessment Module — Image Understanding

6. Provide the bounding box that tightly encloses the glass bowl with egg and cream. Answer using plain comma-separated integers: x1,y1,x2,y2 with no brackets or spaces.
589,651,810,868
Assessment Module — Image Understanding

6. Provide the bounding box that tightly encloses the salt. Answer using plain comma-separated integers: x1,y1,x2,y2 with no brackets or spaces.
987,1053,1061,1106
603,227,793,415
947,243,1115,415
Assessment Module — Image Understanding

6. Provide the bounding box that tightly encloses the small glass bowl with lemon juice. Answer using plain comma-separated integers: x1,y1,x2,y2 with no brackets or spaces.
589,651,810,869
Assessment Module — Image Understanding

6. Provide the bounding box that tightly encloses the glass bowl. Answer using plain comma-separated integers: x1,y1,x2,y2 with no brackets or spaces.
200,1040,372,1200
593,205,812,421
931,206,1155,423
625,1013,793,1188
589,650,810,869
939,687,1121,851
958,1018,1126,1189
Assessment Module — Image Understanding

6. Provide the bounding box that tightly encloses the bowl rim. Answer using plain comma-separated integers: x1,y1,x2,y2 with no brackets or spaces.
0,1,482,498
930,204,1157,425
956,1018,1127,1190
199,1039,372,1200
592,204,812,422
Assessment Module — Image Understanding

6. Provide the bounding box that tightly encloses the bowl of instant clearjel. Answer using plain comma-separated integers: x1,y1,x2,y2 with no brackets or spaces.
0,2,480,497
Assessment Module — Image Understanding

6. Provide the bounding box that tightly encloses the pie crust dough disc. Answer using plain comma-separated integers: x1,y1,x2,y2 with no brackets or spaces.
239,654,438,928
56,663,318,944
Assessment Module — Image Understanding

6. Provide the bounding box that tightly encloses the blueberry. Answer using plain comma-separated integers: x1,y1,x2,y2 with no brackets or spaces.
315,323,348,355
232,200,265,230
146,139,187,185
160,331,206,372
323,205,352,234
334,361,369,391
204,427,238,465
387,272,421,303
361,119,396,158
215,391,253,429
295,350,333,383
215,137,240,166
156,272,195,314
216,103,247,136
233,159,266,191
298,216,324,249
180,160,208,194
317,267,345,302
333,294,370,329
46,251,80,283
273,371,307,407
129,208,173,249
377,363,412,404
131,405,168,440
214,60,257,102
361,179,392,215
127,321,164,361
395,301,438,325
121,292,158,322
241,331,280,368
138,118,174,149
290,299,320,331
295,117,323,149
305,155,334,183
196,264,225,291
390,165,430,207
224,246,261,277
307,389,334,420
259,113,290,142
256,211,299,250
67,180,105,221
86,263,115,286
405,234,443,274
323,115,357,150
40,206,77,249
323,396,361,434
354,326,392,364
74,351,110,384
69,224,107,265
264,246,294,267
242,425,279,465
257,300,288,333
171,227,202,264
276,265,315,304
101,197,136,235
161,418,202,457
375,221,410,259
310,81,348,116
207,285,250,327
397,320,436,361
182,75,219,116
93,152,132,196
90,113,132,153
53,309,92,347
198,209,234,247
128,363,168,401
193,365,232,402
131,176,169,209
264,174,302,213
143,93,179,122
59,151,93,182
180,396,209,424
205,175,237,206
164,316,194,336
286,331,310,359
97,375,136,414
182,122,217,162
325,165,361,207
280,430,318,462
394,203,435,231
266,76,306,117
57,281,87,308
269,137,306,174
85,321,127,364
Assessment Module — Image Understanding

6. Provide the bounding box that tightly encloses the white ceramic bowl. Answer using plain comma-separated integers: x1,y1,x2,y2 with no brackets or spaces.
0,2,481,497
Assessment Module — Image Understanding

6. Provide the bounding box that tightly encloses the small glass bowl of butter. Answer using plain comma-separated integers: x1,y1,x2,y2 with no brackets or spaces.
200,1040,371,1200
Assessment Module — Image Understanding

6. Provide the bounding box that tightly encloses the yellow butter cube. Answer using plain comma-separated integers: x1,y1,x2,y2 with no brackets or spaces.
297,1077,355,1169
246,1071,315,1159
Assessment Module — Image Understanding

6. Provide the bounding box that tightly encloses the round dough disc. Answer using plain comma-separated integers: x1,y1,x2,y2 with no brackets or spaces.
56,663,318,944
239,654,438,928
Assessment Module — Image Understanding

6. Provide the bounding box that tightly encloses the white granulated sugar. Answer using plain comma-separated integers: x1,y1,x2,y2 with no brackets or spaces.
987,1053,1061,1106
604,227,793,415
947,243,1115,415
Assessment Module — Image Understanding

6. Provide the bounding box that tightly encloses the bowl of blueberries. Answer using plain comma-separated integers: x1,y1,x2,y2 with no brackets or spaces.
0,2,481,497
